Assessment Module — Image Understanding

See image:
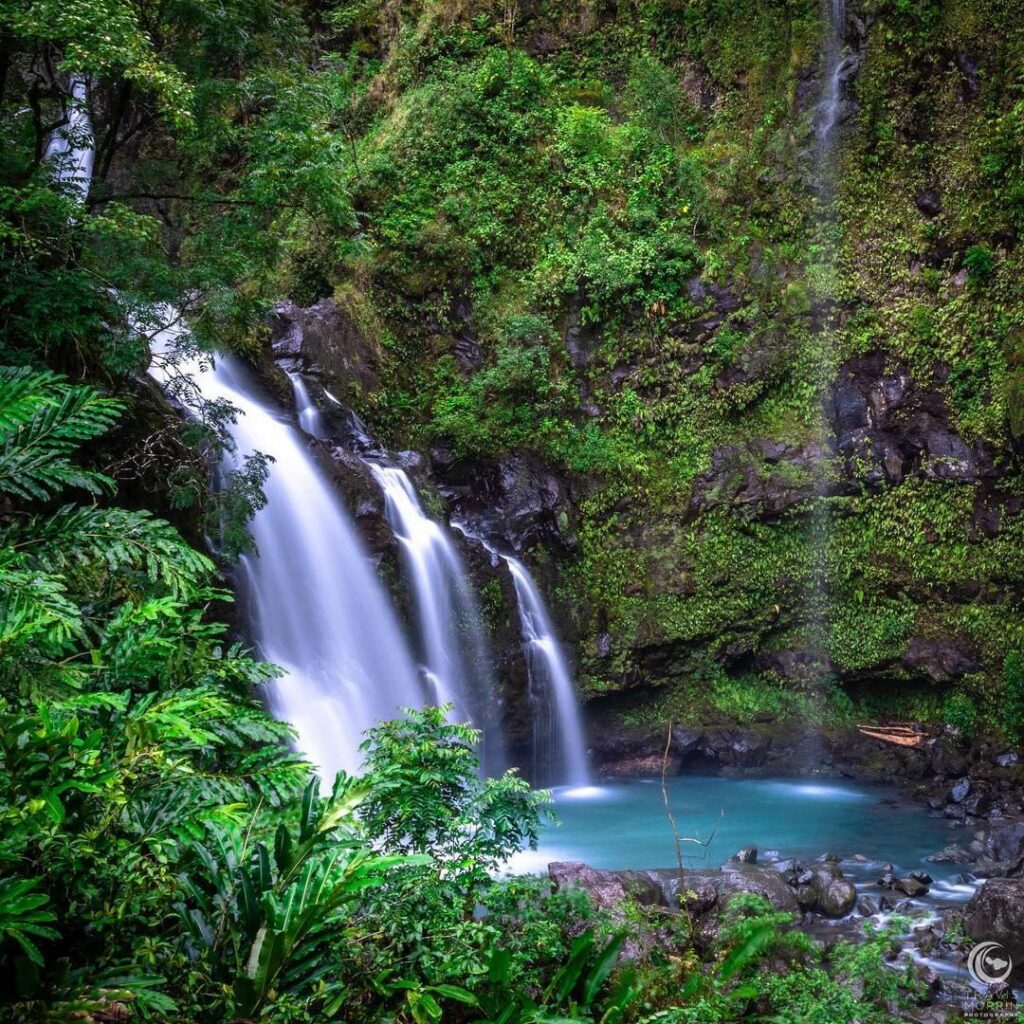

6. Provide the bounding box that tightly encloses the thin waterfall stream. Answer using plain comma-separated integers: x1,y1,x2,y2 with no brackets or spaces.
504,557,590,788
805,0,849,699
453,522,590,788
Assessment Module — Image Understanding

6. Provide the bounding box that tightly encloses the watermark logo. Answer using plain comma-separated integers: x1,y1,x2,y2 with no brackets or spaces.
967,941,1013,985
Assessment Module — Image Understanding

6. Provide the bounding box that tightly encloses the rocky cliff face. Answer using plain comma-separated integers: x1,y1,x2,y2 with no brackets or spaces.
265,0,1024,755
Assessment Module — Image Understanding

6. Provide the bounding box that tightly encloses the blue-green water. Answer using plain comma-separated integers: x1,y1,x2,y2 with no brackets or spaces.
510,776,959,885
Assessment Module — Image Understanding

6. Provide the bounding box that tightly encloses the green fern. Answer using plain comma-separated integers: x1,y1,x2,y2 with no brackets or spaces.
0,876,60,965
7,505,214,596
0,367,121,501
0,558,84,654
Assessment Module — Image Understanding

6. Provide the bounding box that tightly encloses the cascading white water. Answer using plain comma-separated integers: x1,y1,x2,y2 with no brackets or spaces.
287,375,506,773
44,82,558,785
505,557,589,787
367,465,505,772
151,341,425,781
44,76,94,201
288,373,327,439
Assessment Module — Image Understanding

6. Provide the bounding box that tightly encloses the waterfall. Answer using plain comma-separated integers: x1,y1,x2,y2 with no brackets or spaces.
504,557,589,787
151,338,425,782
816,0,848,152
367,467,502,761
449,516,589,787
44,75,94,201
805,0,850,699
43,92,426,782
287,375,505,773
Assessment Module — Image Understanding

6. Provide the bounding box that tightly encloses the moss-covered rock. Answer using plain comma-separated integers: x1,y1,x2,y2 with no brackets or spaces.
290,0,1024,742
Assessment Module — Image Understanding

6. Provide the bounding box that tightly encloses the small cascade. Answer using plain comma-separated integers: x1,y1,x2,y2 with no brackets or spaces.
44,75,94,201
288,373,327,439
151,334,425,782
367,464,505,773
504,557,589,788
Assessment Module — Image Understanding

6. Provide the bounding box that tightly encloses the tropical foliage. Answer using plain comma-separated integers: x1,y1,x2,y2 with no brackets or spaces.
2,0,1022,1021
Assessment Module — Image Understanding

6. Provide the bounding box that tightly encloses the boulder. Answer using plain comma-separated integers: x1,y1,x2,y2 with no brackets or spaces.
950,777,972,804
549,861,807,920
857,895,879,916
926,844,975,864
269,298,380,398
895,876,930,898
963,878,1024,976
977,820,1024,875
782,862,856,917
719,863,801,913
732,846,758,864
818,877,858,917
548,862,633,914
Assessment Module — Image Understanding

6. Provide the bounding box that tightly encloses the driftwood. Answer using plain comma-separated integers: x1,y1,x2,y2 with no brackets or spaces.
856,722,927,748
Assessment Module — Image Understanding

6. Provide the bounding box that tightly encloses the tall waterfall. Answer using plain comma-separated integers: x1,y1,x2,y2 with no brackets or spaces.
152,346,424,781
805,0,850,694
44,90,427,781
287,376,505,773
505,558,589,787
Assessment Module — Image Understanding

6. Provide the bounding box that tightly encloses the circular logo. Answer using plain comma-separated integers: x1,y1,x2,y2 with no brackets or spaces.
967,941,1013,985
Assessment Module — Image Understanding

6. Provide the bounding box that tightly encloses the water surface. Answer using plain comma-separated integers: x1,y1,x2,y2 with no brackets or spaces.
511,776,957,880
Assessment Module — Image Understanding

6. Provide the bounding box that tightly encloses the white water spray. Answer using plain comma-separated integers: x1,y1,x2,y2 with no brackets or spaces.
151,335,425,782
44,76,94,202
504,556,589,787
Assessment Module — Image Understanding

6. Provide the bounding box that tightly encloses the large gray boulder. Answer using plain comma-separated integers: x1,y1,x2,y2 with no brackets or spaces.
782,862,857,918
548,861,802,918
963,878,1024,977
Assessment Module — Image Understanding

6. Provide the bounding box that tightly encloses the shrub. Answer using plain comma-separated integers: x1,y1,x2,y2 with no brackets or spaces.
1004,651,1024,743
943,692,980,740
963,244,995,286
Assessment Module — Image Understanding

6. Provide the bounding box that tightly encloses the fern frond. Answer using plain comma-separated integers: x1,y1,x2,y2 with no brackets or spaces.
0,558,84,655
8,506,214,597
0,366,61,435
0,367,121,501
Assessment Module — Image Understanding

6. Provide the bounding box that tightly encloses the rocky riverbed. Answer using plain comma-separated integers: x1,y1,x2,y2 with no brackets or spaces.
548,848,1024,1021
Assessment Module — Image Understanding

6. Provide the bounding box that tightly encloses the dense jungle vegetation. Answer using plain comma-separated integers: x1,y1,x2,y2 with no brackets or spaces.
2,0,1024,1019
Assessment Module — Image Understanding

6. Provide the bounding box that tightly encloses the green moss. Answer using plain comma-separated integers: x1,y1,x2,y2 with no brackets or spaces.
295,0,1024,732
